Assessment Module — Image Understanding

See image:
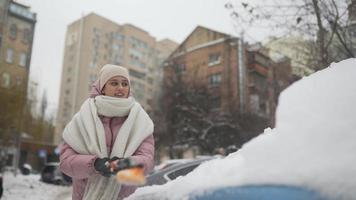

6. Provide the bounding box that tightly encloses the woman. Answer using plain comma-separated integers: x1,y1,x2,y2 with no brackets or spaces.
60,64,154,200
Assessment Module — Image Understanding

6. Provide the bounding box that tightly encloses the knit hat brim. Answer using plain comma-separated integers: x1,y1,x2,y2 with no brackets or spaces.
99,64,130,92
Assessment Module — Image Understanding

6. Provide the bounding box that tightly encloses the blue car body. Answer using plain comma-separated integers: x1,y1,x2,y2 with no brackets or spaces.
190,185,328,200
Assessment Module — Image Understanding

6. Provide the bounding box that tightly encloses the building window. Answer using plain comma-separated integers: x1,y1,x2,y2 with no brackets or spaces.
0,34,2,50
129,49,146,69
175,63,186,73
208,53,221,66
249,94,260,113
22,28,31,43
129,36,148,50
211,96,221,109
19,52,27,67
6,48,14,63
1,73,11,88
16,76,22,86
111,32,125,41
147,77,153,84
255,53,270,67
69,55,75,62
179,63,186,72
9,24,17,39
209,73,222,86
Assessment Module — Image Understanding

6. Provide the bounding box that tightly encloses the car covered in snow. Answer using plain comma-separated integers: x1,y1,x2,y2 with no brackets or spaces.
128,59,356,200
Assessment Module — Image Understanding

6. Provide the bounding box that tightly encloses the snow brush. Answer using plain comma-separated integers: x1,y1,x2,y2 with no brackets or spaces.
110,157,146,186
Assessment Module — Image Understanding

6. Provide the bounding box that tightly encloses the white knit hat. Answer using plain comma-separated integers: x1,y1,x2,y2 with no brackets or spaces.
99,64,130,92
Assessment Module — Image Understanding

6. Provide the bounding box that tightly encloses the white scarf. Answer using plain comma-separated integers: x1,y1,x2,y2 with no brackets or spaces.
62,96,154,200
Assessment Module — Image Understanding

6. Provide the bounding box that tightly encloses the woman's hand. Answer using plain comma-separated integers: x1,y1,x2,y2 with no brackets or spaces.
94,157,121,177
94,157,111,177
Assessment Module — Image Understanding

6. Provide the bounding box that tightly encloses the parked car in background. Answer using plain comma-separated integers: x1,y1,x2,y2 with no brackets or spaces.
20,163,32,175
0,173,3,199
40,162,71,185
145,157,218,186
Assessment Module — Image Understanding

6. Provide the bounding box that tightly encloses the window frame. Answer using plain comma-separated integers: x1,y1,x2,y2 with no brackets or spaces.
9,24,17,40
19,52,27,67
209,73,222,87
1,72,11,88
6,48,14,63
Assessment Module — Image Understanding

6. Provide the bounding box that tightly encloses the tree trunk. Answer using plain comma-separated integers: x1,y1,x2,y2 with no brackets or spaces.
312,0,328,69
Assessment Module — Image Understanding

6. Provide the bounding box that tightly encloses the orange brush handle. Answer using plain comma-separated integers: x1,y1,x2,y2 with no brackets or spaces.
116,167,146,186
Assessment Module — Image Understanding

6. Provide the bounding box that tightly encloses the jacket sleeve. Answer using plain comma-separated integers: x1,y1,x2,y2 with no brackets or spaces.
130,134,155,175
59,142,98,179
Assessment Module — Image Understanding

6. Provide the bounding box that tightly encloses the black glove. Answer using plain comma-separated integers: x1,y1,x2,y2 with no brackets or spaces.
94,157,111,177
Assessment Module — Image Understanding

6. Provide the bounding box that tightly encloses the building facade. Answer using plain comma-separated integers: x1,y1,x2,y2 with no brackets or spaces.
160,26,292,159
163,26,292,124
54,13,177,144
0,0,36,142
0,0,36,172
264,36,314,79
247,44,292,124
164,26,243,113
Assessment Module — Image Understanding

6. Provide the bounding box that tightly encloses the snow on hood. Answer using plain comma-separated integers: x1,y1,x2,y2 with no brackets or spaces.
128,58,356,200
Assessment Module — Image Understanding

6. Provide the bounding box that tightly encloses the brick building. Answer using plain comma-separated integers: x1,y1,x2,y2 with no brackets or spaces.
163,26,243,113
0,0,36,142
163,26,292,125
0,0,36,171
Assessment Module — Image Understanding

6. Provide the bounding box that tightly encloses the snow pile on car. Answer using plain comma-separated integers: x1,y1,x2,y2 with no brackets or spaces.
128,58,356,200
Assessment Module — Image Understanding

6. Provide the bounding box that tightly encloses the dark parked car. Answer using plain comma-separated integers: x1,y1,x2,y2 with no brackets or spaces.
40,162,71,185
145,157,216,186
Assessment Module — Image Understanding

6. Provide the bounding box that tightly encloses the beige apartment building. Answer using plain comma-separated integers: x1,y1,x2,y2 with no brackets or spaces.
264,36,314,79
54,13,177,144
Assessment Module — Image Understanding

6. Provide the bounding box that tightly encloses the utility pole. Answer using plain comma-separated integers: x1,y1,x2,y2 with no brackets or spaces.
238,31,246,114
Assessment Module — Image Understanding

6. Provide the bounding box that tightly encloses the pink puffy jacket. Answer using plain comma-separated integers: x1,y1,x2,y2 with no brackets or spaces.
59,115,155,200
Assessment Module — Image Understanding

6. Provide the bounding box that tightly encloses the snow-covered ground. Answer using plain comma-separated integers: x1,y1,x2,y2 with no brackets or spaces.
128,59,356,200
2,171,71,200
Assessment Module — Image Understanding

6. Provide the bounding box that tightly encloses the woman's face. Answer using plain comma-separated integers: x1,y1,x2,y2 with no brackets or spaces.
102,76,130,98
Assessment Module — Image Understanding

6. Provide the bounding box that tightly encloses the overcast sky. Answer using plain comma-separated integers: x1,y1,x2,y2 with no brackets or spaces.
17,0,267,117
